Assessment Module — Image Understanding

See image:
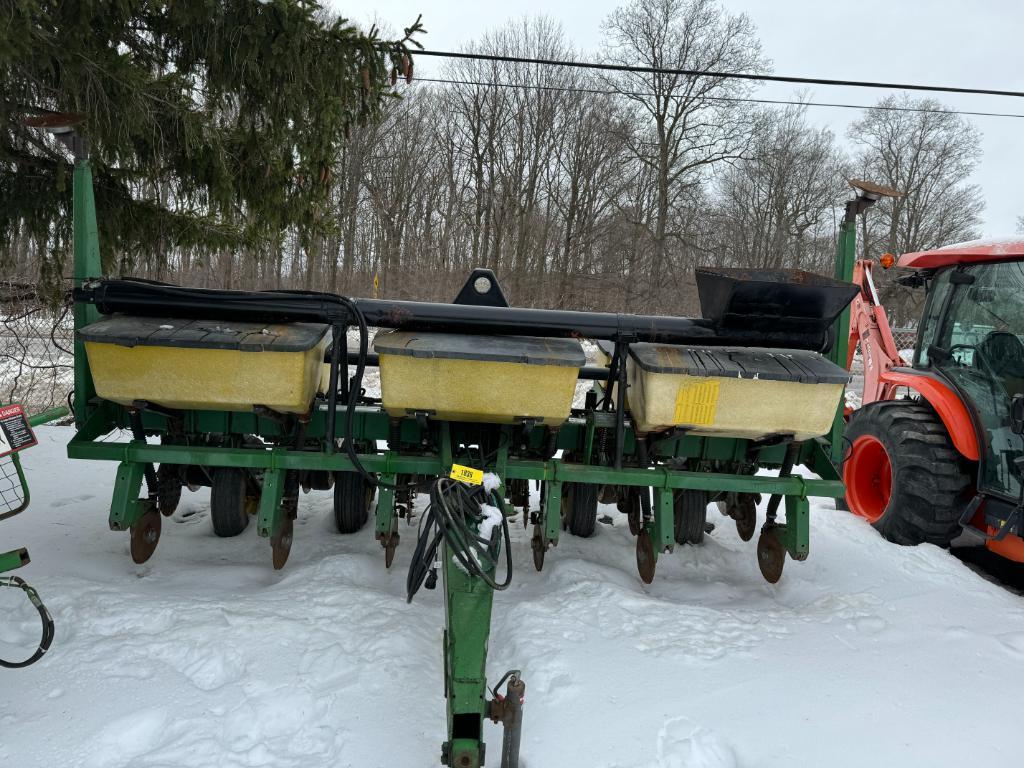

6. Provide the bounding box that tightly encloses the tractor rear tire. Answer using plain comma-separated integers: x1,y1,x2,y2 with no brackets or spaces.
334,471,374,534
561,482,599,538
674,490,708,545
210,467,252,538
842,400,971,546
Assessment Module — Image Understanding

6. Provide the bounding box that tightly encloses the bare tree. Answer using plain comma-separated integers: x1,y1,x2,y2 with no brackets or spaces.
600,0,768,298
714,103,848,273
849,95,985,257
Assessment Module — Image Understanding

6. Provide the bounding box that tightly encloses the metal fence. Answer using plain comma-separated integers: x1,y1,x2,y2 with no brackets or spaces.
1,285,73,414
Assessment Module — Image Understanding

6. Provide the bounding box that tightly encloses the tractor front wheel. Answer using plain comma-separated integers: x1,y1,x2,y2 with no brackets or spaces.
842,400,971,546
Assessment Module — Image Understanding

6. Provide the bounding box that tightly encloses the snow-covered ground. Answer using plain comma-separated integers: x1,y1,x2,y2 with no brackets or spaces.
4,426,1024,768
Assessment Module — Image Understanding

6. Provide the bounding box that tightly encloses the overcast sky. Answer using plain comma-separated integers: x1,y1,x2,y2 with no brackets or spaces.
341,0,1023,237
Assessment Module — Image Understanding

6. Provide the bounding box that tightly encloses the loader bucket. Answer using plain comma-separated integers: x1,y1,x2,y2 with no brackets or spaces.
695,267,858,334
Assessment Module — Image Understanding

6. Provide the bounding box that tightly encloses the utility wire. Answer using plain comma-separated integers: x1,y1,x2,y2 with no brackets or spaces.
416,49,1024,99
410,76,1024,121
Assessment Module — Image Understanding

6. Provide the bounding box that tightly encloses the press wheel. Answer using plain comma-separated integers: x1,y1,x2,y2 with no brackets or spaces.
636,529,656,584
719,494,758,542
333,471,374,533
734,498,757,542
130,506,161,564
211,467,252,538
618,488,642,536
673,490,708,545
756,528,786,584
156,464,182,517
271,517,294,570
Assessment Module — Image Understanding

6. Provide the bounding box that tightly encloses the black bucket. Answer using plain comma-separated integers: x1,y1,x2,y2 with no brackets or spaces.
695,267,858,333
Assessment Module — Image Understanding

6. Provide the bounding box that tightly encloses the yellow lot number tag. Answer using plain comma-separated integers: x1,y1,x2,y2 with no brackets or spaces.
674,380,719,426
450,464,484,485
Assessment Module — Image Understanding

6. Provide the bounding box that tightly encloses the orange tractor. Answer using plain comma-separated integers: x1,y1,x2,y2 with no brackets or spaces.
843,239,1024,562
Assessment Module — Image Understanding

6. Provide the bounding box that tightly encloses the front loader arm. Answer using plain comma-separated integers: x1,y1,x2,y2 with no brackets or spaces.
848,259,903,406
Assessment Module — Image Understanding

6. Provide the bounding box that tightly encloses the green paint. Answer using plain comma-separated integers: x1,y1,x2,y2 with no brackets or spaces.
442,542,495,768
777,495,810,560
375,473,397,536
72,158,101,427
28,407,69,427
108,461,148,531
543,480,562,545
256,467,287,538
0,548,29,575
652,488,674,554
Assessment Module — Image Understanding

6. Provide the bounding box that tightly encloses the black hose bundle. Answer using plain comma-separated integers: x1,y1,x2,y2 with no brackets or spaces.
406,477,513,603
0,576,54,668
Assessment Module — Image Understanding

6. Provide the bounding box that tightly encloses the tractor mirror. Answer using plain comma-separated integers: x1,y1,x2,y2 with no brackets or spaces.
1011,394,1024,435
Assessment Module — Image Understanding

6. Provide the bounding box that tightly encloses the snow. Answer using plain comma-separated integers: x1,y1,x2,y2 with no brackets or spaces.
935,236,1024,254
5,427,1024,767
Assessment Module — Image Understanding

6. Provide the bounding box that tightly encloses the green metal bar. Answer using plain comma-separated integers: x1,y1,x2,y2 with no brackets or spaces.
256,467,287,538
375,473,397,537
583,416,595,465
66,436,845,498
651,488,674,554
72,157,101,427
28,407,70,427
108,460,147,531
0,548,30,575
442,541,495,768
828,209,859,466
543,480,562,544
777,495,810,561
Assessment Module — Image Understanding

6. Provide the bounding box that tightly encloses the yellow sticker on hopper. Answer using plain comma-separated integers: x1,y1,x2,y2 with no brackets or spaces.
673,380,719,425
450,464,484,485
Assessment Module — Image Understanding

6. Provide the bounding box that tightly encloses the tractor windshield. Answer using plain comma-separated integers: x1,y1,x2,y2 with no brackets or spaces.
916,260,1024,501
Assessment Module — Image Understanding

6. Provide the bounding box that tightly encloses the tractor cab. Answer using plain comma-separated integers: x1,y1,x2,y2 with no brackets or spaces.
901,242,1024,507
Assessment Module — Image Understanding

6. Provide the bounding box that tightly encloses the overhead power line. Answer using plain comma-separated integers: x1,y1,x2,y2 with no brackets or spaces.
410,76,1024,121
416,49,1024,100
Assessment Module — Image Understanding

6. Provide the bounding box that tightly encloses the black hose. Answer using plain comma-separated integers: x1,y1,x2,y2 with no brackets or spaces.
0,577,54,669
406,477,513,603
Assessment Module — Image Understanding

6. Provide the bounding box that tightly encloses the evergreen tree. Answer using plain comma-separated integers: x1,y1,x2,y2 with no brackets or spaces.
0,0,423,287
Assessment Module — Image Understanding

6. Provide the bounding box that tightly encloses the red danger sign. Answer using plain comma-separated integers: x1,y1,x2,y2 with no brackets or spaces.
0,404,38,458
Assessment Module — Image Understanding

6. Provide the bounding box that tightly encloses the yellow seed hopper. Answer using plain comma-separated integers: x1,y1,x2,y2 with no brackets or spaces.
374,331,585,424
79,316,330,414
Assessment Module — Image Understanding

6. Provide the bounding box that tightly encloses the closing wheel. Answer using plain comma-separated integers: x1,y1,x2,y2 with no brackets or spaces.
561,482,598,538
334,471,375,533
718,494,757,542
618,488,642,536
130,506,161,564
210,467,253,538
674,490,708,545
156,464,182,517
636,529,656,584
756,528,785,584
842,401,971,546
271,517,293,570
735,500,757,542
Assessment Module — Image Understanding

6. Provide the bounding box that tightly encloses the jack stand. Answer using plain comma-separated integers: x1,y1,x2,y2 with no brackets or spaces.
441,540,521,767
488,671,526,768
